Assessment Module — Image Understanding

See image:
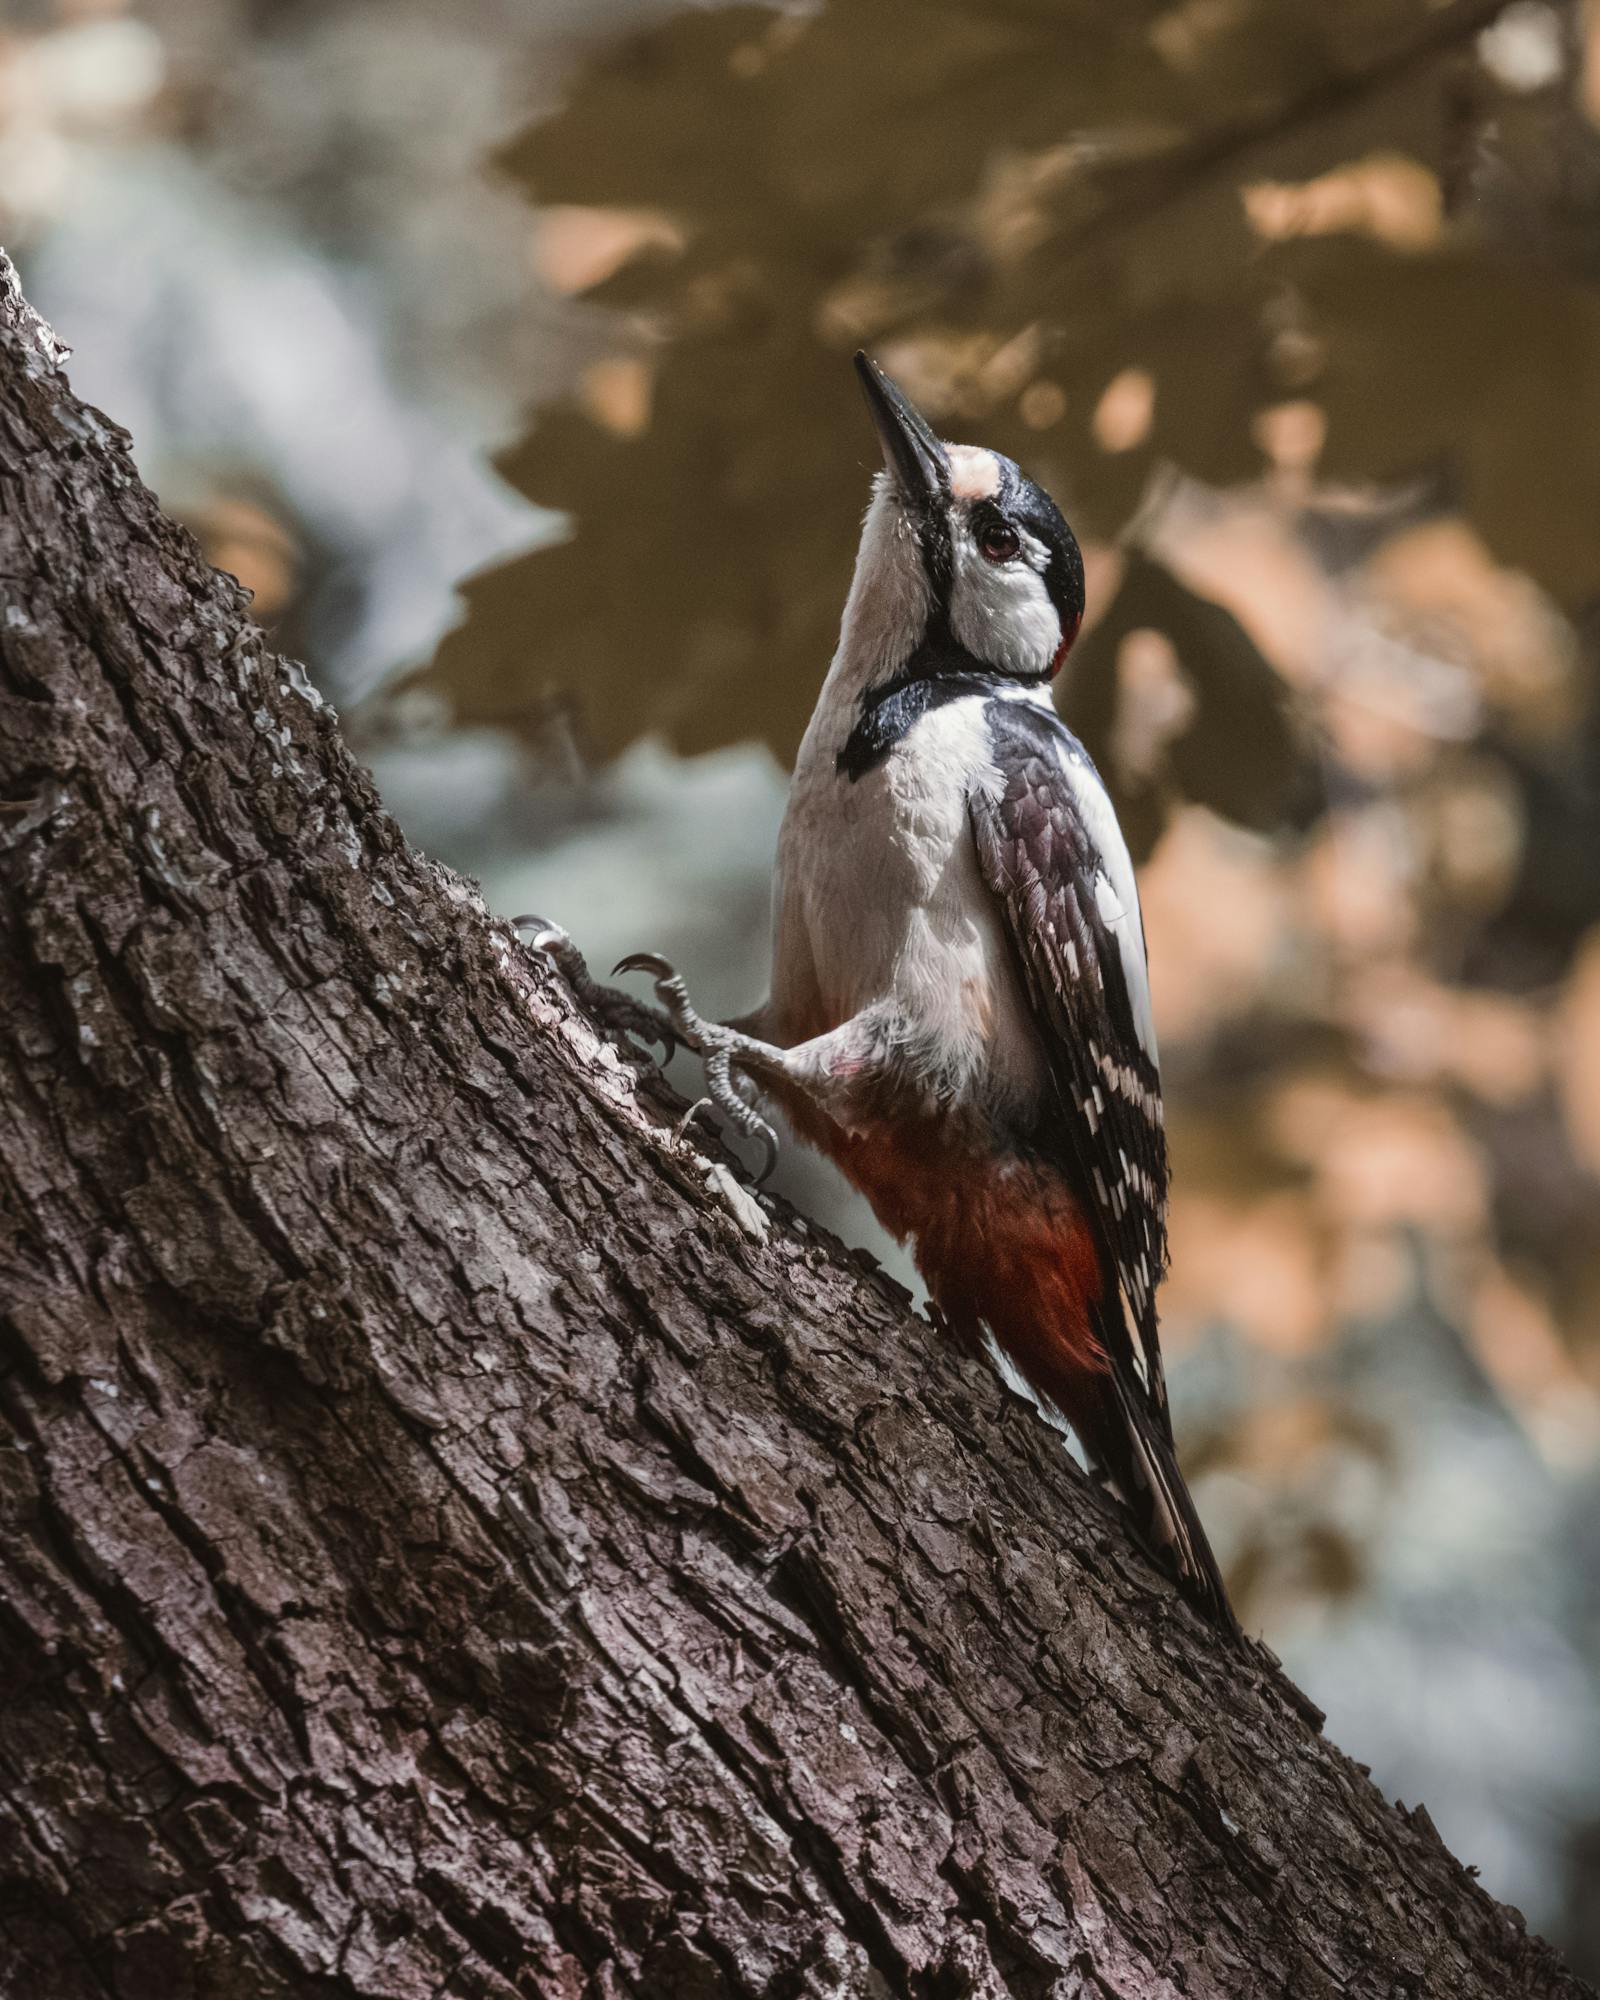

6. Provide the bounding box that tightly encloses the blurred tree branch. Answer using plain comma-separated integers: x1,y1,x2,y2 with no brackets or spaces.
1063,0,1514,257
0,253,1591,1998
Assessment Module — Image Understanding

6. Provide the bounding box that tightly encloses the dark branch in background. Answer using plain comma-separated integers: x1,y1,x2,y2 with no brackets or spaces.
1063,0,1514,259
0,250,1590,1998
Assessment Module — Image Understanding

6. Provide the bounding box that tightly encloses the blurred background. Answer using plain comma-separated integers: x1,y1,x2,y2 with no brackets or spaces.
9,0,1600,1965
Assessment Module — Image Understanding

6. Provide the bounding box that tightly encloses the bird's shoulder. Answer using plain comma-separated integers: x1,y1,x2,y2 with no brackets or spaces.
973,695,1159,1065
975,696,1115,863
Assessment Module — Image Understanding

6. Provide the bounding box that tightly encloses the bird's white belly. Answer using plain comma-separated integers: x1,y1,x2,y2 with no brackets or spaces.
772,697,1046,1117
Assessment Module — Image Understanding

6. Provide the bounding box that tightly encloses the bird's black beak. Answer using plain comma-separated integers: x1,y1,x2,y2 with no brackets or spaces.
854,351,948,511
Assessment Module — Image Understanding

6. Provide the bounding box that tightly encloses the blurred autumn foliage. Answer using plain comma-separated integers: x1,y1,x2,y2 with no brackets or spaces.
427,0,1600,1657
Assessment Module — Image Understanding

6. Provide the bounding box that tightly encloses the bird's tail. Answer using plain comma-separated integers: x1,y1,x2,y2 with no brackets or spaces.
1077,1350,1241,1643
918,1225,1240,1639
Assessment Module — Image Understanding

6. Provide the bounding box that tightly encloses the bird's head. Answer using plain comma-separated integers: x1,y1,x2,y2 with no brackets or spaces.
847,350,1085,689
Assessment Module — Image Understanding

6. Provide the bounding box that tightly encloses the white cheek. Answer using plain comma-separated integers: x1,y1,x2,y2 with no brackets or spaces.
949,546,1061,675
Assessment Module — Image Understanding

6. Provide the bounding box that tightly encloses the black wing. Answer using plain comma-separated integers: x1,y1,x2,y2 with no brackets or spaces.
969,699,1173,1432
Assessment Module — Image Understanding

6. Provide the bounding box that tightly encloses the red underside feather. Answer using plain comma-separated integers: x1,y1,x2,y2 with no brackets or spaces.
776,1088,1109,1409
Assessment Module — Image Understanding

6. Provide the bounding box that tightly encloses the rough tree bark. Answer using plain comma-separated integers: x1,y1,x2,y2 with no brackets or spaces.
0,251,1587,2000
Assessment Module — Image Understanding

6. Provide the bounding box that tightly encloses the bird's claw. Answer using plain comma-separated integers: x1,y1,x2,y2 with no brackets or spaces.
614,950,780,1184
674,1097,713,1145
514,916,678,1062
516,914,572,956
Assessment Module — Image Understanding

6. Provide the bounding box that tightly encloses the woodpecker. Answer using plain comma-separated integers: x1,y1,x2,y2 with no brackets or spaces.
547,353,1237,1637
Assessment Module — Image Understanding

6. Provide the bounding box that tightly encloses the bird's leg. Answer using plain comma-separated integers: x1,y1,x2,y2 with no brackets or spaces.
613,952,783,1180
614,953,894,1185
514,917,678,1063
672,1049,763,1150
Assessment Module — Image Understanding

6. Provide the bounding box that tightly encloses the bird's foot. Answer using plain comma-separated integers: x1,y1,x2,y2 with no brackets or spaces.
514,916,677,1063
614,951,780,1183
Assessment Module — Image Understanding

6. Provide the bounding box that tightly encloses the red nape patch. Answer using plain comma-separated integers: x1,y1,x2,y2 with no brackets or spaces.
775,1097,1111,1412
1049,608,1083,680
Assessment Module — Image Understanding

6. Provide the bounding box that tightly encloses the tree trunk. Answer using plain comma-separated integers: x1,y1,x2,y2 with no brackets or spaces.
0,249,1586,2000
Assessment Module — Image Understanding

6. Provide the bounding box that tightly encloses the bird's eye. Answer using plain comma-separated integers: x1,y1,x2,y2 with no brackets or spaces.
978,521,1021,563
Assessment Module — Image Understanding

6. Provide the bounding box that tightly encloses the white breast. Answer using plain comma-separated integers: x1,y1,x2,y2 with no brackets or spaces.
771,694,1047,1119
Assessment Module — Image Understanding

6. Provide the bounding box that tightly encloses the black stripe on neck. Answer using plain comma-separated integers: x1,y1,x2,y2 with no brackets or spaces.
836,630,1051,782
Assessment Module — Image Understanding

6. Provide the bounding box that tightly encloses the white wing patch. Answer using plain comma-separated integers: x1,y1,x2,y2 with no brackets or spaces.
1052,735,1159,1064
